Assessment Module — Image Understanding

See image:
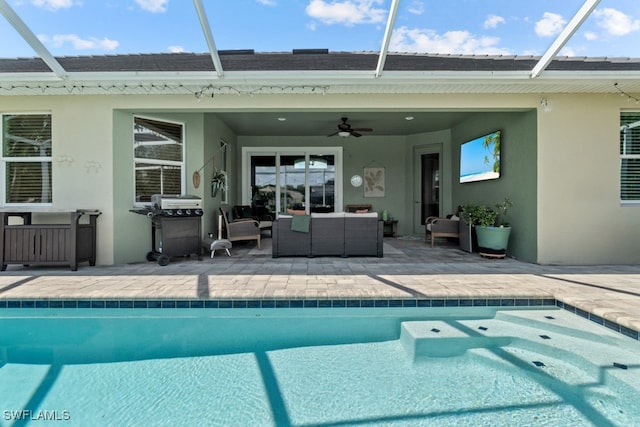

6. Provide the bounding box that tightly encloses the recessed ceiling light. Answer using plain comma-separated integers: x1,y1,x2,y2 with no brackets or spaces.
405,116,414,121
277,117,286,121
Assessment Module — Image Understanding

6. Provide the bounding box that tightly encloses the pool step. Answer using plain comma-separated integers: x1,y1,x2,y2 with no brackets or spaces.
400,321,512,359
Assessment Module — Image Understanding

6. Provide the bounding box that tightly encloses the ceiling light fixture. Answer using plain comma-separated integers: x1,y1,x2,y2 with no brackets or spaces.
338,131,351,138
277,117,286,121
405,116,414,121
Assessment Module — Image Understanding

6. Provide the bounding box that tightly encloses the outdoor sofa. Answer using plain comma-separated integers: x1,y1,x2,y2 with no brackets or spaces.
272,212,383,257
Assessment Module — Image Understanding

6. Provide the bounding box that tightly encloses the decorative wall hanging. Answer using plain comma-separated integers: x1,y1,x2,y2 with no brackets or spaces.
193,156,214,189
364,167,385,197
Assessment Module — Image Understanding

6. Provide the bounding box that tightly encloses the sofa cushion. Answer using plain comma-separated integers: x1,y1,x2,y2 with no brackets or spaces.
311,212,345,218
287,209,306,215
344,212,378,218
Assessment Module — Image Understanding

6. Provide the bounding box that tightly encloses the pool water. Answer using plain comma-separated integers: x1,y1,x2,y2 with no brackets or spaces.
0,307,639,426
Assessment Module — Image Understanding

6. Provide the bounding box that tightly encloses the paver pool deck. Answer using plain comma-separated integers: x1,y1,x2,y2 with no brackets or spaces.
1,237,639,336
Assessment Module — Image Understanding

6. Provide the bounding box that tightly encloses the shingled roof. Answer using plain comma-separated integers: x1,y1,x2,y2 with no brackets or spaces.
1,50,639,97
2,51,640,73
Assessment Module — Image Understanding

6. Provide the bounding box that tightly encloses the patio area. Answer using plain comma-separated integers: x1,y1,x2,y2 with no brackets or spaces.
1,236,640,340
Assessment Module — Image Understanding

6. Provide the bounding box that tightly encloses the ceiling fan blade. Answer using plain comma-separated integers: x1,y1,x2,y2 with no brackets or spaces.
351,131,363,137
327,131,339,137
352,128,373,132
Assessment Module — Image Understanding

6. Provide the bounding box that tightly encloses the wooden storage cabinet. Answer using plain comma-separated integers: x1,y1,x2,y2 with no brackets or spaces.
0,210,100,271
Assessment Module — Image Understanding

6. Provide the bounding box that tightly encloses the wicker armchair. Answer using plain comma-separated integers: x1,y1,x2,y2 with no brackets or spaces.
220,207,261,249
425,216,460,248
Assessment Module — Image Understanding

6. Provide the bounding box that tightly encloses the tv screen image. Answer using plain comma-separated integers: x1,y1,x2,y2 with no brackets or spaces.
459,130,501,183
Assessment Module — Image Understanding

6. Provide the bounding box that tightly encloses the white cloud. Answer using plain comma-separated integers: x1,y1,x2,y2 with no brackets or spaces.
593,8,640,36
535,12,566,37
407,1,424,16
135,0,168,13
305,0,386,26
389,26,510,55
584,31,598,41
31,0,76,10
39,34,119,51
484,15,505,29
168,45,184,53
559,46,577,56
257,0,277,5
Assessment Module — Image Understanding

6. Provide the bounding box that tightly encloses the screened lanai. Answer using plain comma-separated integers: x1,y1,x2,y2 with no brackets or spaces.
1,0,640,102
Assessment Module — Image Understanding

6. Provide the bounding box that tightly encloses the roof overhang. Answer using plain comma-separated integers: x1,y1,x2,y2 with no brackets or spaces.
1,68,638,96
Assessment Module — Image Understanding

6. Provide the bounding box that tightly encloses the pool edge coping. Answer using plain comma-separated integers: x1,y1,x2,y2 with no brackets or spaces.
0,297,637,342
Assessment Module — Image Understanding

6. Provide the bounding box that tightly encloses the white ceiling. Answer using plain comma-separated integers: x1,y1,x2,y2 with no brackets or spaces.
214,110,478,137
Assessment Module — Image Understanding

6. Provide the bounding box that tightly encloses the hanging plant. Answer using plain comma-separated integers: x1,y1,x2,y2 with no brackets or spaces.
211,170,226,197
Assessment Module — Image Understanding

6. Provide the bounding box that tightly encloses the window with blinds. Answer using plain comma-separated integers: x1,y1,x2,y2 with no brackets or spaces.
620,112,640,203
1,113,52,204
134,116,184,204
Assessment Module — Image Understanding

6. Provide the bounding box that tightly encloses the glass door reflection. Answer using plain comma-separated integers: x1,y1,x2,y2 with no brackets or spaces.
250,152,336,214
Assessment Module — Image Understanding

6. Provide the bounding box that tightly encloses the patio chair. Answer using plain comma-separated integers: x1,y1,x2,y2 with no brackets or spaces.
232,204,273,236
425,216,459,248
219,207,261,249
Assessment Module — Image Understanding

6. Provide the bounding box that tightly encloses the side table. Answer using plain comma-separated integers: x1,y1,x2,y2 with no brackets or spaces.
383,220,398,237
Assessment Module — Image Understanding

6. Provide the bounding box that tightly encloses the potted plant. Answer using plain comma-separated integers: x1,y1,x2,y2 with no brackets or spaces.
211,170,226,198
461,198,513,258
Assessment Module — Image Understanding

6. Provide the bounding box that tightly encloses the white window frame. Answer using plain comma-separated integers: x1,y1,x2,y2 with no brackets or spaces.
241,146,343,213
0,112,53,207
133,115,185,207
620,112,640,205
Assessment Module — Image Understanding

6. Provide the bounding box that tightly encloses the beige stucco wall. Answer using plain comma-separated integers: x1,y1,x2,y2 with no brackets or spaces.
0,95,116,265
537,94,640,264
1,91,638,265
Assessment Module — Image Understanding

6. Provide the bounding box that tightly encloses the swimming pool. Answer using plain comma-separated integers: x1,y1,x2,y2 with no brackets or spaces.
1,306,639,426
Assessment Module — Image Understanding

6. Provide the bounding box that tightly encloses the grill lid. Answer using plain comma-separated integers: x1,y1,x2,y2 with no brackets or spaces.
151,194,202,210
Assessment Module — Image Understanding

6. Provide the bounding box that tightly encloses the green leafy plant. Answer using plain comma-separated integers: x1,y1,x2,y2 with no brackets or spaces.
461,198,512,227
211,170,226,197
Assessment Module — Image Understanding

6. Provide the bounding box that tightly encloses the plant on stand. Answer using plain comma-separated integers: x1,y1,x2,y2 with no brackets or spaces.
461,198,513,258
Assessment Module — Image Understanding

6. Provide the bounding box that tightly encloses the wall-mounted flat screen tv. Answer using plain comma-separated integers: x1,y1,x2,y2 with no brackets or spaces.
459,130,501,183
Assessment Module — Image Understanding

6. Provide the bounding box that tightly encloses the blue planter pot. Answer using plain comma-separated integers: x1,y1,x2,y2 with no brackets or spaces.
475,226,511,256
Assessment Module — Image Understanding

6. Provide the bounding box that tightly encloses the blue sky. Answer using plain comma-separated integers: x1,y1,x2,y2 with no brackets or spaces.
1,0,640,58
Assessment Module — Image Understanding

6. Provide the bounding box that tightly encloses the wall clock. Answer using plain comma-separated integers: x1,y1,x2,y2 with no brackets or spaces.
350,174,363,187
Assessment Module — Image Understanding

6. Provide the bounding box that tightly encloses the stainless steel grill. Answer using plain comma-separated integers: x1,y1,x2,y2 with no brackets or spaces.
130,195,203,266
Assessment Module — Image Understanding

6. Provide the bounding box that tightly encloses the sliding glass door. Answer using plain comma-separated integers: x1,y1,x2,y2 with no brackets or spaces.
243,147,342,214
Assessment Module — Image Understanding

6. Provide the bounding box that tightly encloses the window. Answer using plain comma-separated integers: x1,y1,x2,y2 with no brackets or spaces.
1,113,52,204
134,116,184,204
620,112,640,203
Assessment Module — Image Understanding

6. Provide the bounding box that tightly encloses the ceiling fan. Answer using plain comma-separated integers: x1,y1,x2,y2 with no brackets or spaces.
327,117,373,138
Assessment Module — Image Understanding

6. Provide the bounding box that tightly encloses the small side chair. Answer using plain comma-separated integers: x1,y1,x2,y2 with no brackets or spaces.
219,207,261,249
425,216,460,248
